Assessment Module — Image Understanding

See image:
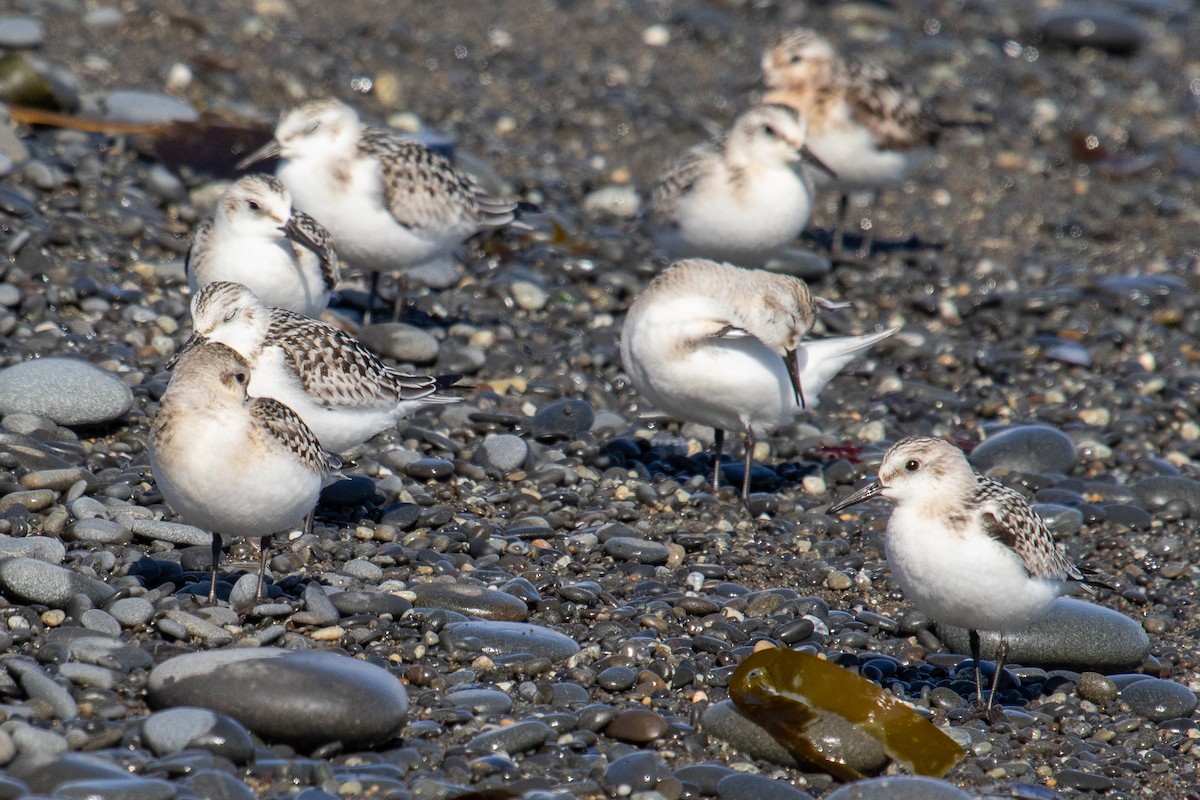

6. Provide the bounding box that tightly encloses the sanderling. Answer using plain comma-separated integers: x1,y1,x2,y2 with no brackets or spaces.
149,341,341,603
237,98,517,322
827,436,1107,712
186,174,339,319
761,28,939,254
645,104,833,267
620,258,896,500
176,281,459,453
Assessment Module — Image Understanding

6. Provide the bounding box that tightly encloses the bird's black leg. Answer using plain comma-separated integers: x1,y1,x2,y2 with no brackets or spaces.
969,628,985,709
832,192,849,253
256,535,271,601
711,429,725,494
987,636,1010,715
208,532,222,605
365,270,382,325
741,429,755,502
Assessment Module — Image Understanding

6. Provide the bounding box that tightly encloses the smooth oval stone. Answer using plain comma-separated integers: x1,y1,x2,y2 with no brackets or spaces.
938,597,1149,672
0,15,43,48
467,719,552,754
0,557,114,606
357,323,439,363
129,517,211,546
605,708,670,743
410,582,528,621
718,773,816,800
471,433,529,477
445,688,513,715
1035,5,1146,55
0,534,65,562
969,426,1076,475
825,775,972,800
443,620,580,661
1131,475,1200,515
55,777,176,800
15,753,130,794
604,536,670,565
406,458,455,481
1075,671,1118,704
147,648,408,749
329,590,412,617
103,90,199,124
0,358,133,426
702,699,887,774
530,398,594,440
604,751,666,794
183,771,258,800
1120,678,1198,721
69,518,132,545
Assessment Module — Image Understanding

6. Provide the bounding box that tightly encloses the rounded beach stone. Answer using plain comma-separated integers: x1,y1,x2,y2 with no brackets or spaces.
0,358,133,426
969,425,1076,475
824,775,972,800
147,648,408,749
409,582,528,621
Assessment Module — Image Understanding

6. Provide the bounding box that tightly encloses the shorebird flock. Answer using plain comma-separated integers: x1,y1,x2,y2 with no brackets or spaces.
148,26,1118,712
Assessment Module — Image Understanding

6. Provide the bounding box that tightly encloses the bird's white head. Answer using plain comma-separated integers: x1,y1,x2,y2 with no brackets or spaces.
187,281,272,359
218,174,292,239
761,28,840,89
273,98,362,160
728,104,809,168
165,341,254,405
875,436,978,504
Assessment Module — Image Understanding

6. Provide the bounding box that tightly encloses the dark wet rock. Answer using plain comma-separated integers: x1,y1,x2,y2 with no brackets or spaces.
1075,671,1118,704
1120,678,1198,721
147,649,408,749
183,771,258,800
604,707,670,743
0,358,132,426
604,751,667,794
468,719,552,753
939,597,1149,673
410,581,528,621
824,775,972,800
445,687,513,715
702,699,887,774
969,426,1076,475
1034,5,1147,55
55,777,176,800
442,620,581,661
603,535,670,565
1132,475,1200,515
718,773,816,800
530,398,594,439
329,590,412,617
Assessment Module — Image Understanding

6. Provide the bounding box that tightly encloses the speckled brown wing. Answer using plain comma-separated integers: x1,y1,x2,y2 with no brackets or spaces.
184,218,214,281
249,396,341,475
647,140,722,226
359,130,514,234
976,477,1081,582
290,209,340,289
267,309,444,408
844,62,939,151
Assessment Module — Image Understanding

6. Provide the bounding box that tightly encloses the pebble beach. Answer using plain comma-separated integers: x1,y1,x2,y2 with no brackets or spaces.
0,1,1199,799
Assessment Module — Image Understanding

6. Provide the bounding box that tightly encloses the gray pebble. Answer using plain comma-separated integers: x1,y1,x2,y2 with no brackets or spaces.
0,16,43,48
1035,5,1146,55
969,425,1076,475
0,358,133,426
1132,475,1200,515
472,432,530,477
604,536,670,565
0,534,65,562
510,279,549,312
762,246,833,280
342,558,384,581
939,597,1149,672
80,608,122,636
824,775,972,800
442,620,581,661
147,648,408,749
357,323,440,363
142,707,254,763
10,660,78,720
107,597,155,627
129,517,211,546
68,518,131,545
57,663,119,690
408,254,463,289
530,398,594,440
1075,672,1118,704
604,751,666,794
0,557,114,607
717,773,816,800
55,776,176,800
1120,677,1198,721
102,90,199,124
83,6,124,27
468,719,552,754
445,687,514,715
582,185,641,218
160,610,234,646
410,581,528,621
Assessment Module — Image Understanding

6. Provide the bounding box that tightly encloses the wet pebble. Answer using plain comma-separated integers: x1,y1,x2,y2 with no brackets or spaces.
472,433,530,476
0,15,43,48
530,398,594,440
142,707,254,762
409,581,528,621
718,773,815,800
0,358,133,426
969,425,1076,475
1075,671,1118,704
604,535,670,565
0,557,115,606
445,688,513,715
1132,475,1200,515
824,775,971,799
442,620,581,661
605,751,667,794
468,719,552,754
604,707,669,743
1120,677,1198,721
147,649,409,749
1034,5,1146,55
55,777,176,800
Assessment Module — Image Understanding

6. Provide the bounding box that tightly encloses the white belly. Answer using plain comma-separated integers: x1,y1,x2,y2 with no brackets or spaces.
809,126,926,190
191,233,328,318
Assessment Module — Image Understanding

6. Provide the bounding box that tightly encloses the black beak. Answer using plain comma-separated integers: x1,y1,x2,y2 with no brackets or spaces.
165,332,206,371
785,347,806,410
827,480,883,514
282,213,321,253
800,144,837,180
236,139,281,171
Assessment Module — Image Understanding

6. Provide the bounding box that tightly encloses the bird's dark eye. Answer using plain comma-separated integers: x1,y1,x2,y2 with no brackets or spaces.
247,200,261,212
305,122,320,134
905,459,920,472
789,54,802,64
233,371,248,386
763,124,778,137
224,311,237,322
